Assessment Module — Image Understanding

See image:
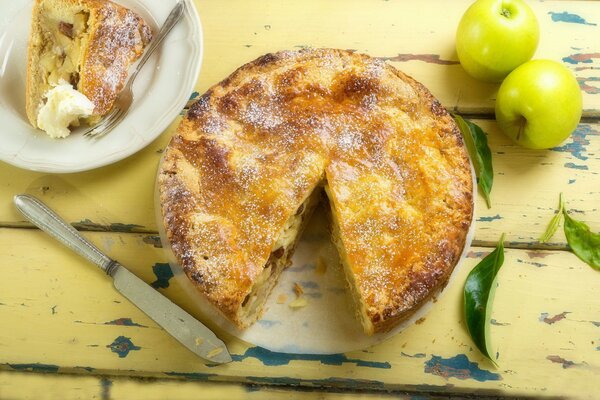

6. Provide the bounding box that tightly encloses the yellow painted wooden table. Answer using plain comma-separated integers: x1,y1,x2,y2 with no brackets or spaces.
1,1,600,399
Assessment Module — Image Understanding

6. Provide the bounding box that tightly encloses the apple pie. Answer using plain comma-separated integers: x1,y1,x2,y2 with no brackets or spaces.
158,49,473,334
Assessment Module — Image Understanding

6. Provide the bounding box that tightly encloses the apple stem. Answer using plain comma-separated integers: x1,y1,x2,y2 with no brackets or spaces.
516,117,526,141
501,8,511,18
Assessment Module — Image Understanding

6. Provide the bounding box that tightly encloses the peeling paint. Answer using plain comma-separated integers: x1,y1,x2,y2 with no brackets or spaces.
490,319,511,326
562,53,600,65
546,355,578,369
150,263,174,289
477,214,502,222
107,336,141,358
104,318,147,328
230,346,391,369
577,77,600,95
539,312,570,324
8,363,59,373
549,11,597,26
564,162,589,170
552,125,599,161
401,352,427,358
142,235,163,248
424,354,501,382
72,219,145,233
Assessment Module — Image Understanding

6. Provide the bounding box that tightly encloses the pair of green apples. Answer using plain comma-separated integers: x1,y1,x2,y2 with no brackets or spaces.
456,0,582,149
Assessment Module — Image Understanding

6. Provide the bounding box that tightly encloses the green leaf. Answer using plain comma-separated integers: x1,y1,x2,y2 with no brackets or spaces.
539,193,564,243
464,233,505,362
453,115,494,208
563,202,600,271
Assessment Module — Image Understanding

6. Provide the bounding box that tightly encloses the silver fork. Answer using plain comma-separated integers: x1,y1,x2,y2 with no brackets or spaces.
84,1,186,138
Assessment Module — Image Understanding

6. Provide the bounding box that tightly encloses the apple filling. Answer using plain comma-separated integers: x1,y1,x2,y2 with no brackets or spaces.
238,189,322,326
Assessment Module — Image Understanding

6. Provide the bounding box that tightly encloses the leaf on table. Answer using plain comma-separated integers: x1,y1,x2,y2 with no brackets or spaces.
539,193,564,243
563,200,600,271
453,115,494,208
464,233,505,363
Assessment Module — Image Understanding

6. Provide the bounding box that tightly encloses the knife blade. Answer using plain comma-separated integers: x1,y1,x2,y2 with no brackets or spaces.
14,194,231,364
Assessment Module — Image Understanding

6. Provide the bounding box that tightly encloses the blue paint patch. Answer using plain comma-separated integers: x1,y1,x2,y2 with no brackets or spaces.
549,11,597,26
107,336,141,358
150,263,174,289
8,363,59,373
564,162,589,170
231,346,391,369
401,352,426,358
189,91,200,101
552,125,599,161
257,319,282,328
424,354,501,382
104,318,147,328
477,214,502,222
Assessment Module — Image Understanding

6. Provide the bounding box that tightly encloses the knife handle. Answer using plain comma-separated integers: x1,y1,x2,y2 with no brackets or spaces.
13,194,118,276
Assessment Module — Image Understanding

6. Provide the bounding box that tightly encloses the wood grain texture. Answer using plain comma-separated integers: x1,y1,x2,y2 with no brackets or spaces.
1,228,598,398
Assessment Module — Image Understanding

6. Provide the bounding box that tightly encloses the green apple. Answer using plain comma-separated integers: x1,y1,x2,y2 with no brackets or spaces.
456,0,539,83
495,60,582,149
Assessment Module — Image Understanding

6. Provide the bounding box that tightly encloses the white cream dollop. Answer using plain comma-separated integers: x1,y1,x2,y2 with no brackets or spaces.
37,82,95,138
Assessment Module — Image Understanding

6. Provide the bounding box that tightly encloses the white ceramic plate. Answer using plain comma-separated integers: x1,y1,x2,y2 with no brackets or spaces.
155,162,476,355
0,0,202,173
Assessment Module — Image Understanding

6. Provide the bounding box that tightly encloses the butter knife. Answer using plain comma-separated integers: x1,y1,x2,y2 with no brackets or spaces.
14,194,231,364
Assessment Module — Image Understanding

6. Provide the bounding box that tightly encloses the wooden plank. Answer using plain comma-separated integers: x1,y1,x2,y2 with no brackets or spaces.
0,371,450,400
1,120,598,248
1,228,599,398
194,0,600,116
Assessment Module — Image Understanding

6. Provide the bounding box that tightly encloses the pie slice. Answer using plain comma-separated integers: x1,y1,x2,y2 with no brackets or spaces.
158,49,473,334
26,0,152,138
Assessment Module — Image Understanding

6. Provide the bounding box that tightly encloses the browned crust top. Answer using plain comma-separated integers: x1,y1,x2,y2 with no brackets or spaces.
158,48,473,331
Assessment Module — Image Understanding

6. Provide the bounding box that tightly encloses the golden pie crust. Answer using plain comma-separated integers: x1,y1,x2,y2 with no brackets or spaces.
159,48,473,334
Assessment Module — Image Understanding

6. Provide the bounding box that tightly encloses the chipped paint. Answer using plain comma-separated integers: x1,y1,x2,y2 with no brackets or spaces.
378,54,459,65
477,214,502,222
104,318,147,328
8,363,59,373
490,319,511,326
401,352,426,358
142,235,163,248
546,355,578,369
516,259,546,268
230,346,391,368
539,312,570,324
564,162,589,170
549,11,597,26
562,53,600,65
552,125,599,161
107,336,141,358
150,263,174,289
577,77,600,95
424,354,501,382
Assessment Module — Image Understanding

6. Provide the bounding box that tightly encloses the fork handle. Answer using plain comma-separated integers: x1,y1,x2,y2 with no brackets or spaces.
128,1,186,84
13,195,118,276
